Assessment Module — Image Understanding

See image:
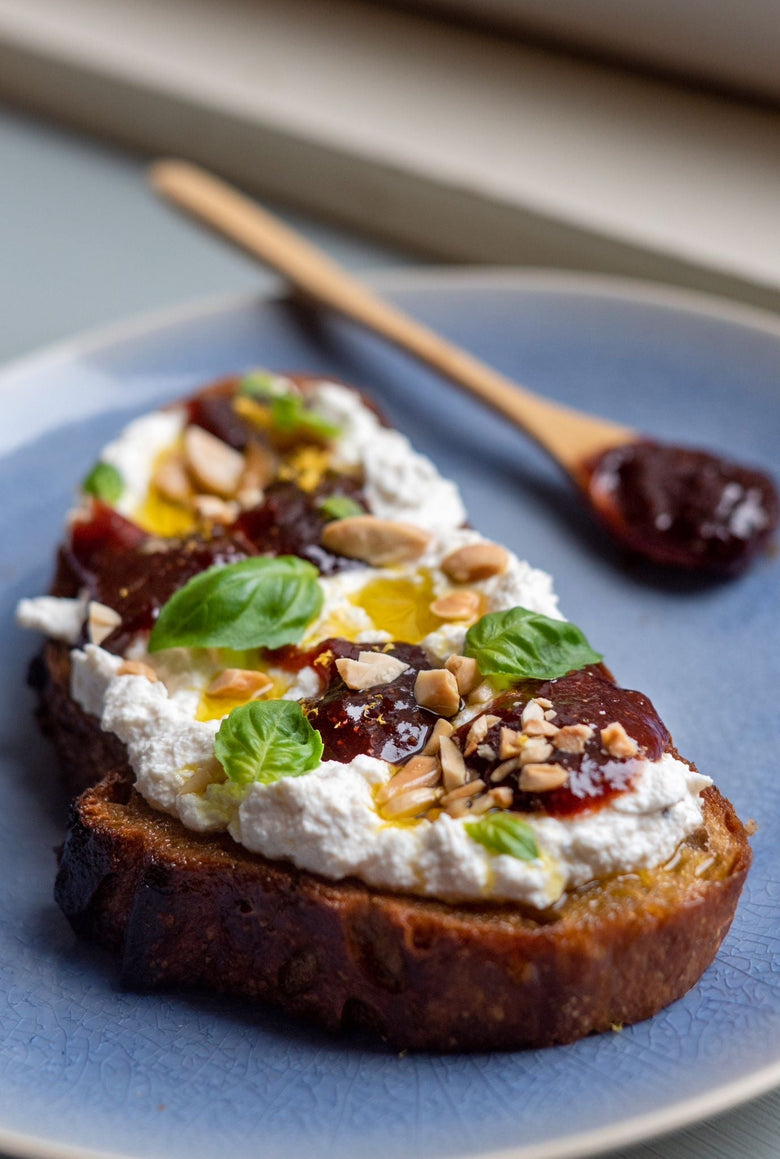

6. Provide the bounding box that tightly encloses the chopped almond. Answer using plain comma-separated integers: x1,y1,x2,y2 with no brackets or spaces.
521,699,545,726
490,757,519,781
87,601,121,646
117,660,158,683
467,680,494,706
464,713,500,756
439,734,467,790
554,723,593,754
489,786,513,809
519,763,570,792
421,717,454,756
192,495,240,524
206,668,274,699
414,669,460,717
336,652,409,690
440,542,509,583
499,727,524,759
379,786,441,820
184,425,245,498
601,721,639,759
321,515,431,566
153,457,192,504
444,654,480,696
429,590,481,621
440,778,486,806
375,756,440,805
518,738,554,766
524,718,559,737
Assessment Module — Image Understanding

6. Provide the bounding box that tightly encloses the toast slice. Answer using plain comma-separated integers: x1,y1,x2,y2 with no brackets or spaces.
39,642,750,1052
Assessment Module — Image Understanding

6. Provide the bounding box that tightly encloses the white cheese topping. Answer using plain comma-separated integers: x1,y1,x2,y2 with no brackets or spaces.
19,381,713,907
99,407,186,516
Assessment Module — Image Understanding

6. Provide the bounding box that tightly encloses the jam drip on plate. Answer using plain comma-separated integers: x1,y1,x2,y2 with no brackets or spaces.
457,665,670,818
584,440,779,575
301,639,438,765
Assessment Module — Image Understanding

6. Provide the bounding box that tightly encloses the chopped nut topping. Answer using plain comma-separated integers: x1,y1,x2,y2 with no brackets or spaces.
321,515,431,566
421,717,454,756
444,654,480,696
476,743,496,760
192,494,240,524
153,457,192,504
490,757,519,781
544,709,557,721
336,652,409,690
379,785,441,820
241,441,276,491
489,786,513,809
375,756,440,805
499,727,525,759
600,721,639,759
440,778,486,806
554,723,593,754
536,697,554,710
439,734,467,790
429,590,481,621
519,738,554,766
440,542,509,583
87,601,121,646
519,763,569,792
521,699,546,726
117,660,158,682
206,668,274,699
523,718,559,737
184,425,245,498
467,680,494,706
414,669,460,717
468,793,496,816
465,713,500,756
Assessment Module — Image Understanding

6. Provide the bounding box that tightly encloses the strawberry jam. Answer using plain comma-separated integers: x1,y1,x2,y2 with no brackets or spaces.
457,666,670,818
584,440,779,575
301,639,438,764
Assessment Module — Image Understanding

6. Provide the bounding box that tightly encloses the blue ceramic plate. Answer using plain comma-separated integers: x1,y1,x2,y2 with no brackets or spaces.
1,272,778,1159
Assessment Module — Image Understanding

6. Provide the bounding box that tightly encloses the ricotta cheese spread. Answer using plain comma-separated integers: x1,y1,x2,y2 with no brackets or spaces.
18,376,712,908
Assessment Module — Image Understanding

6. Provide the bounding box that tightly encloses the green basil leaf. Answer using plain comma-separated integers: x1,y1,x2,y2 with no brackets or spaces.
238,370,292,399
82,461,124,504
318,495,364,521
465,812,539,861
148,555,323,652
270,394,341,440
215,700,323,785
465,606,602,680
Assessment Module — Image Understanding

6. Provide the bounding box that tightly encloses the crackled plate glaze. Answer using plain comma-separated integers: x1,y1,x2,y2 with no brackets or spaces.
1,272,779,1159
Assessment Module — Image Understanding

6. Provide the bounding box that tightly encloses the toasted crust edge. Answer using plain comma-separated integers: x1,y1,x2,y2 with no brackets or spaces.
38,643,752,1051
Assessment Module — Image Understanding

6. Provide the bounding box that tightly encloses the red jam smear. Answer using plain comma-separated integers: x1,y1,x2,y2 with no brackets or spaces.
584,440,779,575
235,478,368,576
456,665,670,818
300,639,439,765
186,376,250,451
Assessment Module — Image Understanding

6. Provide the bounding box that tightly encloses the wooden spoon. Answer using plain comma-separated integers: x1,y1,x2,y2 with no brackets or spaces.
150,159,779,576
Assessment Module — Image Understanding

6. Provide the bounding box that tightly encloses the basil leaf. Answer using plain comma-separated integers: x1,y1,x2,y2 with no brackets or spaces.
82,461,124,504
465,812,539,861
318,495,364,521
465,606,602,680
270,394,341,440
215,700,323,785
148,556,323,652
238,370,292,399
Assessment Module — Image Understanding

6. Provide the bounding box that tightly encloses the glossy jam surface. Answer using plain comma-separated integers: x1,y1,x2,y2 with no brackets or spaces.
457,666,670,818
301,639,438,764
585,440,779,574
235,478,367,576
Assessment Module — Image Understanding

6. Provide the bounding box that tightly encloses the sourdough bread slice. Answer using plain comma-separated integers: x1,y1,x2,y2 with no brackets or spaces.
40,643,751,1052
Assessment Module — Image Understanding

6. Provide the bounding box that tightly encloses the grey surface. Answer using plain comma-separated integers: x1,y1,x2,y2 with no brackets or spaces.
0,101,778,1159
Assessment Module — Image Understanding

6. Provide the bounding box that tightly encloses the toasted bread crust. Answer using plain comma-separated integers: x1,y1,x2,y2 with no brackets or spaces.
38,643,751,1050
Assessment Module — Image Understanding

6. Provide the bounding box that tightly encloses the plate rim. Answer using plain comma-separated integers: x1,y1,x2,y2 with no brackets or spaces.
3,266,779,1159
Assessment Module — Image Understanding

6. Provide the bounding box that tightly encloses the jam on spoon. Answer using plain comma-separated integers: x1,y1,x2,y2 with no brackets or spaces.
582,440,779,575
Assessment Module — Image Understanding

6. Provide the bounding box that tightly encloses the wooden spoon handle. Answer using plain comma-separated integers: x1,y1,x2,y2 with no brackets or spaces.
150,159,633,476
